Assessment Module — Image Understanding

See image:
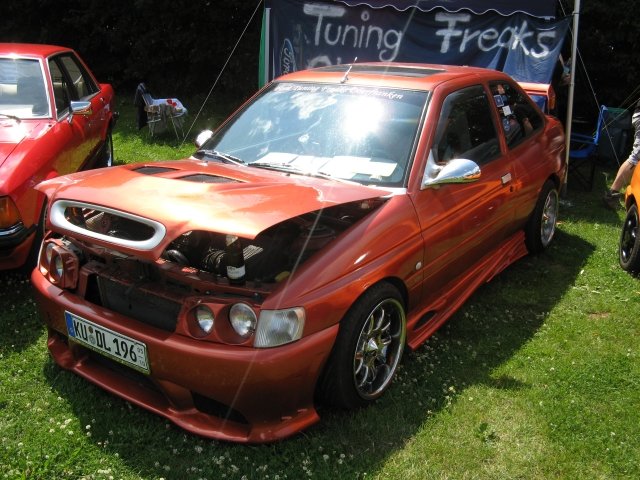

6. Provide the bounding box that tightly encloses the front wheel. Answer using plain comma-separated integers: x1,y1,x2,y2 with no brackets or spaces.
318,282,406,409
525,180,559,254
96,130,114,168
619,204,640,273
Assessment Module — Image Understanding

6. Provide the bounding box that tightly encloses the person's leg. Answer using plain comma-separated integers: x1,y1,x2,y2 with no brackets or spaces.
610,160,636,191
604,111,640,209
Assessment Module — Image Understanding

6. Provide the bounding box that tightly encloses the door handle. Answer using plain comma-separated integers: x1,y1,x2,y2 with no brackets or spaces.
501,173,512,185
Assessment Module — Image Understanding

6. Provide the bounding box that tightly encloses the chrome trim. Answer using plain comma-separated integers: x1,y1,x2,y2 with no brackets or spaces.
0,223,24,237
49,200,166,251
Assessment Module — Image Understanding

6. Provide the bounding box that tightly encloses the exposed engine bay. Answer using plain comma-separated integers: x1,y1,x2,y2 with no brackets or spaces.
60,198,386,286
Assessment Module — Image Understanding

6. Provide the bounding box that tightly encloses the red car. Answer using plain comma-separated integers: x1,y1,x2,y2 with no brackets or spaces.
31,63,566,443
0,43,116,270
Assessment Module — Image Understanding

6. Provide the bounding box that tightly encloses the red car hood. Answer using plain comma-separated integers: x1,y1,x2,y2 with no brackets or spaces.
0,119,47,168
37,159,389,246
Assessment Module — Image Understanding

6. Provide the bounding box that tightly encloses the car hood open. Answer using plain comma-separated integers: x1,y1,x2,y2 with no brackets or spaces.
37,159,389,255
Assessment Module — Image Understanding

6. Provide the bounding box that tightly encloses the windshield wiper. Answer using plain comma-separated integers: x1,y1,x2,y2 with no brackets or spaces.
252,162,356,184
0,113,21,123
195,149,246,166
251,162,298,173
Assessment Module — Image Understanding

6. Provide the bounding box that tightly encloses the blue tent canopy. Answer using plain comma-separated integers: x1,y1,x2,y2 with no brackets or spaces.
335,1,558,18
260,0,568,84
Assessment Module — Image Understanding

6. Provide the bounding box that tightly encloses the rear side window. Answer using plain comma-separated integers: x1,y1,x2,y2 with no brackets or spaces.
48,53,98,116
58,54,97,100
433,85,500,166
490,81,544,149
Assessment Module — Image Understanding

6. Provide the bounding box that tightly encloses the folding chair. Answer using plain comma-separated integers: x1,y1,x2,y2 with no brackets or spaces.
568,105,607,190
165,98,187,139
133,83,166,136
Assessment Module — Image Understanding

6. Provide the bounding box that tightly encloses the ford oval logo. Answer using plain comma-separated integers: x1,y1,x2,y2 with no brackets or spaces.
280,39,297,75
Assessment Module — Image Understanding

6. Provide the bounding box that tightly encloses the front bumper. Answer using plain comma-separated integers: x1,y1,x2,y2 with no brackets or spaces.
31,269,339,443
0,223,35,269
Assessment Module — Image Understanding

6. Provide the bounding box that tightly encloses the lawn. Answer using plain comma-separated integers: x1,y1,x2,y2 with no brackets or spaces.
0,98,638,479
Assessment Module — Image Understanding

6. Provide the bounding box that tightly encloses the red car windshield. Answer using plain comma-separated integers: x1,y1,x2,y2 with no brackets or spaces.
0,58,49,119
201,82,428,187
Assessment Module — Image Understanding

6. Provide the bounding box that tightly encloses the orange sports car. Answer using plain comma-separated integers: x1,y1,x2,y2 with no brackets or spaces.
620,162,640,273
31,63,566,443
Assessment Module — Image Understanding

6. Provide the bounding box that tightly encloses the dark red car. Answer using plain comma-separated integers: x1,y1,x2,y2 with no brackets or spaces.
32,63,565,442
0,43,116,270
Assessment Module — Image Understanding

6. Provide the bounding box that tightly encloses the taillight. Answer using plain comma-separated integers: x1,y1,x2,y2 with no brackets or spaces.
0,196,21,228
39,239,79,289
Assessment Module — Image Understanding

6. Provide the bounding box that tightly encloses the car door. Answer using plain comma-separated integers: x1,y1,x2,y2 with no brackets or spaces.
410,83,516,299
488,80,549,228
47,53,104,173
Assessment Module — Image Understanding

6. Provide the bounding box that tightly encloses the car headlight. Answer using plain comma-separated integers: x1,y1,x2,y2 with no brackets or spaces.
0,196,21,228
53,254,64,279
229,303,256,338
254,307,305,348
195,305,215,334
38,239,79,289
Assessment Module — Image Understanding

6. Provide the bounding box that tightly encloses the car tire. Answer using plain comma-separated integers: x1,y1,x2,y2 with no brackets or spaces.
97,130,114,168
318,282,406,410
21,201,47,274
525,180,558,254
619,204,640,273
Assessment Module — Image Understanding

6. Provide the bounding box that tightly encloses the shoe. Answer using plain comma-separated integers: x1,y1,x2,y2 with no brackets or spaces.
603,191,623,210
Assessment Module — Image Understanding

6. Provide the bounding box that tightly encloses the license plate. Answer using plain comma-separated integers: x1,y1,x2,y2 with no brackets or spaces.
65,311,150,374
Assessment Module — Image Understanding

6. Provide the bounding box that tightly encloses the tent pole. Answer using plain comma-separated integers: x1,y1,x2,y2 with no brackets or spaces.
563,0,580,194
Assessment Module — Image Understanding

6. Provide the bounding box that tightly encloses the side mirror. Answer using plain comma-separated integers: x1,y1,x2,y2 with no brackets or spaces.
68,101,92,124
422,150,481,188
195,130,213,148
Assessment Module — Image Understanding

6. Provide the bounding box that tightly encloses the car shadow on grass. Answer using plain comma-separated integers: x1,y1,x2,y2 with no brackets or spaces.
0,271,43,353
40,227,594,479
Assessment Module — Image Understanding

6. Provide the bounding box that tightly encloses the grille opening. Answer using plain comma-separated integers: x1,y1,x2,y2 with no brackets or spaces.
192,392,249,425
133,166,178,175
97,277,181,332
64,207,157,241
85,273,103,306
179,174,238,184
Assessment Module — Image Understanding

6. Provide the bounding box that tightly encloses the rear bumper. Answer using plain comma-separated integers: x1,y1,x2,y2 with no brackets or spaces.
31,269,339,443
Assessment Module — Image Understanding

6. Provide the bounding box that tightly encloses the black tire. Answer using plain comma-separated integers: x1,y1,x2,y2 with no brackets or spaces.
619,204,640,273
318,282,406,409
96,130,114,168
21,201,47,274
525,180,559,254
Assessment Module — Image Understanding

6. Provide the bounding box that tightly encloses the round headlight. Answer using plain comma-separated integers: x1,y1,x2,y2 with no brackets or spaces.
45,242,55,263
229,303,257,338
53,254,64,279
195,305,215,334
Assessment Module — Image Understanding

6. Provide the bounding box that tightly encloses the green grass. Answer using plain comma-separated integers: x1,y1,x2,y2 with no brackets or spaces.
1,101,639,479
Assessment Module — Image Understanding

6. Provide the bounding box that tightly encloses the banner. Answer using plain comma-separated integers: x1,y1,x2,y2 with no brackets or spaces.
261,0,569,85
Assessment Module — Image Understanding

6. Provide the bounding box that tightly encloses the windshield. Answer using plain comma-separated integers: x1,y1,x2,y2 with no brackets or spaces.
200,82,428,187
0,57,49,119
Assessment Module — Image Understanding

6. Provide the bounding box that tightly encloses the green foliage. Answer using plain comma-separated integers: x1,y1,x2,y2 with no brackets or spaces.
0,0,263,100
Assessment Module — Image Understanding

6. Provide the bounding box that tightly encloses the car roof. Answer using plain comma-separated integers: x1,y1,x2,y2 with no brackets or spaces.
274,62,512,91
0,43,73,59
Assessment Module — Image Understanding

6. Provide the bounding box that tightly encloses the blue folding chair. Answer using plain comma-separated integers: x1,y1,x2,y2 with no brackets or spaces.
568,105,608,190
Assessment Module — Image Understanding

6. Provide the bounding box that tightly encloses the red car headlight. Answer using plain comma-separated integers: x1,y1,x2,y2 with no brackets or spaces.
39,239,79,289
0,196,22,228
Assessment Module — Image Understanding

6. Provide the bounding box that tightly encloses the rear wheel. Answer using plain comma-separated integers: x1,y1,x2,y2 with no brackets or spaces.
318,282,406,409
619,204,640,273
525,180,559,254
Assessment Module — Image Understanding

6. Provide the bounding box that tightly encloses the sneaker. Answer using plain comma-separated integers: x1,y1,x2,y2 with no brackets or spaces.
603,191,623,210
